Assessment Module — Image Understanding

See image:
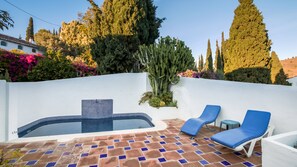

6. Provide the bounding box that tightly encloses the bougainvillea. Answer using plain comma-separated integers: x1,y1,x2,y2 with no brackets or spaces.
0,49,98,82
178,69,219,80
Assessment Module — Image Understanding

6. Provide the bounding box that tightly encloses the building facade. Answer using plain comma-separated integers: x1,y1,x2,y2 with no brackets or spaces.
0,33,43,54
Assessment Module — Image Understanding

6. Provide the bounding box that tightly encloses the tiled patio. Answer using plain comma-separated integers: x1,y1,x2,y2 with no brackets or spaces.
0,119,262,167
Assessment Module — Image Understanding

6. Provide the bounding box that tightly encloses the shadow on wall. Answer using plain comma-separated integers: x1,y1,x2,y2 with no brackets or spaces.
225,67,272,84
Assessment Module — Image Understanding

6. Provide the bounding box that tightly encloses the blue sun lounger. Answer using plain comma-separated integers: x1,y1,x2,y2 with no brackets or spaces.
180,105,221,139
211,110,274,157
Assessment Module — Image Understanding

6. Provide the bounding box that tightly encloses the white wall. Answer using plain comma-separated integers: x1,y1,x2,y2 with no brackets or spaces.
0,41,42,54
172,77,297,135
288,77,297,86
3,73,297,141
0,80,7,142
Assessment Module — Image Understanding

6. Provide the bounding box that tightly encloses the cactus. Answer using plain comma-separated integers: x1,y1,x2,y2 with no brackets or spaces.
135,36,195,97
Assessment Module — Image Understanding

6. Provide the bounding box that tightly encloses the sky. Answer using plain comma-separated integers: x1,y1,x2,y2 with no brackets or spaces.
1,0,297,60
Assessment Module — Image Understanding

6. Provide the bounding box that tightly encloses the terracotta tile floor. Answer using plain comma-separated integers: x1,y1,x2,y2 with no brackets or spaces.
0,119,262,167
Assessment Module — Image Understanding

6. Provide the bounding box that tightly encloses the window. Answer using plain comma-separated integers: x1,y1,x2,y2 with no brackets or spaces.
18,45,23,50
32,48,36,53
0,41,7,46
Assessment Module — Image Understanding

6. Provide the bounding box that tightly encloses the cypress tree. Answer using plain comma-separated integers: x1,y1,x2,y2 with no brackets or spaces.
270,51,290,85
221,32,225,72
224,0,272,83
205,39,213,72
214,40,222,71
198,54,204,72
25,17,34,41
90,0,164,74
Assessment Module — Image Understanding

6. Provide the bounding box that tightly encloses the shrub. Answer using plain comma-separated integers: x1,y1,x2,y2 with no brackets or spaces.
149,96,161,108
28,56,76,81
139,92,153,105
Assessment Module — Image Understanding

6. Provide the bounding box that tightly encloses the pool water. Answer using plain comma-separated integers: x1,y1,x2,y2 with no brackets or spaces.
19,116,154,138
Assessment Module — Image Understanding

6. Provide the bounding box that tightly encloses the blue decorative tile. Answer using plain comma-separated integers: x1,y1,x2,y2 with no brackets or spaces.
176,142,182,145
158,158,166,163
63,152,70,156
114,139,120,142
160,141,166,145
81,153,89,157
128,140,135,143
254,152,262,156
243,161,254,167
214,151,222,155
147,135,152,138
144,140,150,144
175,136,180,139
107,146,114,149
160,135,166,138
91,145,98,148
177,149,184,154
195,150,203,154
138,156,146,161
221,161,231,166
8,159,17,164
45,150,54,155
159,148,166,152
26,160,37,166
192,143,198,146
199,160,209,165
179,159,187,164
68,164,77,167
89,165,97,167
100,154,107,158
59,143,66,147
234,151,242,156
204,138,209,140
28,149,37,154
141,147,148,151
46,162,56,167
75,144,82,147
119,155,126,160
124,147,131,150
208,143,215,147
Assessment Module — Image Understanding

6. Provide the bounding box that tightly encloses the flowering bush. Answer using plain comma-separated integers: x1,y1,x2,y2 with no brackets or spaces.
178,69,221,80
0,49,98,82
0,49,40,81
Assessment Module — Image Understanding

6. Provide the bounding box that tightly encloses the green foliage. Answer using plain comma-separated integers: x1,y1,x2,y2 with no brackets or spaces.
28,54,76,81
214,40,223,71
221,32,225,72
34,29,65,54
270,51,290,85
0,10,14,30
139,91,153,105
225,68,271,83
89,0,164,74
198,54,204,72
0,70,11,82
160,91,173,105
135,36,195,97
205,39,213,72
26,17,34,41
224,0,271,83
149,96,161,108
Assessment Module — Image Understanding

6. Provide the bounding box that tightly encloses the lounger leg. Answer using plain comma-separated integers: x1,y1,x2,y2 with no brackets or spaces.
205,124,216,132
243,140,257,157
190,136,195,140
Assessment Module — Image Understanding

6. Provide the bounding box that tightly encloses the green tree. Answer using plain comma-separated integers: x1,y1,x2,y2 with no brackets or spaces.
0,10,13,30
205,39,213,72
89,0,164,74
34,29,65,54
214,40,222,71
270,51,290,85
198,54,204,72
135,36,195,97
224,0,272,83
221,32,225,72
26,17,34,41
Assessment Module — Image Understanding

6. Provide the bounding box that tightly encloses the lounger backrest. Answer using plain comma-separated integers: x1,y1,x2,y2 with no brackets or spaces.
199,105,221,123
241,110,271,135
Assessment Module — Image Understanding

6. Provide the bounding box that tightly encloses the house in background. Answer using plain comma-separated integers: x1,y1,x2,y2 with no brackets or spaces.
0,33,43,54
